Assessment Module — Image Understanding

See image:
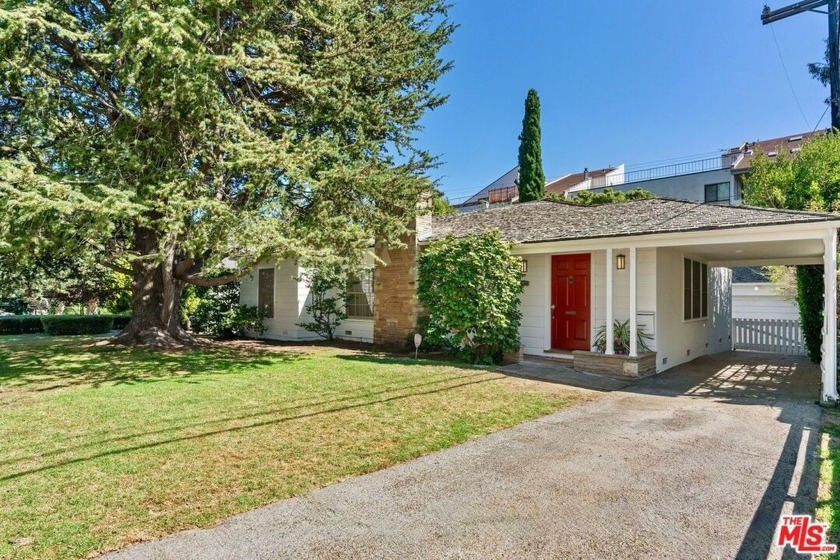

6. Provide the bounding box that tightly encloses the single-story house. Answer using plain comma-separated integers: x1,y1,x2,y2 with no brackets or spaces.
242,198,840,401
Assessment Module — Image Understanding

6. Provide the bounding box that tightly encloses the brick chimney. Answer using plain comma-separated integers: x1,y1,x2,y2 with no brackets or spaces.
372,203,432,346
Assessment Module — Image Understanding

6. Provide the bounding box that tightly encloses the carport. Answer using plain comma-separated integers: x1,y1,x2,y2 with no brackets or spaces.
428,199,840,400
689,226,838,401
639,351,822,402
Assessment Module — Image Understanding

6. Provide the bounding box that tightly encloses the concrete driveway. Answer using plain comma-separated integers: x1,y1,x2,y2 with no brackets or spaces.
104,352,822,560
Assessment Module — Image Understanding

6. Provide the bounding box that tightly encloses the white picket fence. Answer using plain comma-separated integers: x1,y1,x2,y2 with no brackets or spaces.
732,318,806,355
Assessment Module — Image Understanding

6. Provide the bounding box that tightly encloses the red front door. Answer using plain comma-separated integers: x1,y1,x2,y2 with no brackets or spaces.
551,254,591,351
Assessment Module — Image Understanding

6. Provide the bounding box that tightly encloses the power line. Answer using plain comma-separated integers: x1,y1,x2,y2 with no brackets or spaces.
813,102,831,131
770,23,813,130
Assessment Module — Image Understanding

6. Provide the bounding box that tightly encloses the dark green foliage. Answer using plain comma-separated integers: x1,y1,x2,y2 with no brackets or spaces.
0,315,44,335
297,265,348,341
431,190,457,216
517,89,545,202
0,0,453,344
189,282,265,338
0,251,129,313
743,134,840,365
406,315,447,352
808,39,830,92
41,315,114,336
110,315,132,330
797,265,825,363
0,299,30,315
417,231,523,364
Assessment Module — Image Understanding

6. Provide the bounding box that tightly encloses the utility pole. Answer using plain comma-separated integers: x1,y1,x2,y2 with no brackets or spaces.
763,0,840,128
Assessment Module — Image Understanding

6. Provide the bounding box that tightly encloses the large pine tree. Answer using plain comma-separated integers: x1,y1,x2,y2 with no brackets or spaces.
0,0,453,346
517,89,545,202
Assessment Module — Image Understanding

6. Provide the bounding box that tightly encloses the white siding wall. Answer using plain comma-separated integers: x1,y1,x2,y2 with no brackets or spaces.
654,248,731,371
732,283,799,320
516,249,657,355
588,168,738,205
240,259,320,341
241,257,375,343
592,248,658,351
518,254,549,355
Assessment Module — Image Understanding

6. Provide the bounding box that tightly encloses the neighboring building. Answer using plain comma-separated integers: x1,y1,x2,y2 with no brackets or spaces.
727,129,825,199
242,198,840,399
456,166,520,211
546,166,623,197
455,129,827,211
731,266,799,321
585,129,826,205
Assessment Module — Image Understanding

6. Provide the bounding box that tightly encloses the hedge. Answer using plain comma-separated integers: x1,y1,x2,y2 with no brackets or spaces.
40,315,115,336
0,315,45,335
109,314,131,330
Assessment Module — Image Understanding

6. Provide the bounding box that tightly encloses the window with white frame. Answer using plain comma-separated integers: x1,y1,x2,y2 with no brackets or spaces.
683,258,708,321
346,271,374,319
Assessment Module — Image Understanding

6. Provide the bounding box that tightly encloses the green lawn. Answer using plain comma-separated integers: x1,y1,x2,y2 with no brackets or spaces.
818,419,840,559
0,336,583,559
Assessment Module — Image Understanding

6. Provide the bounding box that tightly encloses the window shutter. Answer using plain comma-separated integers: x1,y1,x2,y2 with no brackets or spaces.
258,269,274,319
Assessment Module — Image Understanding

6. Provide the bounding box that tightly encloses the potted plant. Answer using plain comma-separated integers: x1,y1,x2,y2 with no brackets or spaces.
593,319,653,354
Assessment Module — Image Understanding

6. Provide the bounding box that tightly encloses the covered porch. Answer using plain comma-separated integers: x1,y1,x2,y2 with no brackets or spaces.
429,198,840,400
515,223,839,400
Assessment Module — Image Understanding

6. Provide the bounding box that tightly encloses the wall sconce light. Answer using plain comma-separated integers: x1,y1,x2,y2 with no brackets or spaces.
616,253,626,270
520,259,528,274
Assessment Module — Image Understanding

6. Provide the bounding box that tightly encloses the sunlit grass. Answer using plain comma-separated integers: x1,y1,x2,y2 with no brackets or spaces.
817,420,840,559
0,336,583,559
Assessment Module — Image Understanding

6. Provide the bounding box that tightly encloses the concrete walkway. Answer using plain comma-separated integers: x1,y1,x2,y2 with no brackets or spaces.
104,352,822,560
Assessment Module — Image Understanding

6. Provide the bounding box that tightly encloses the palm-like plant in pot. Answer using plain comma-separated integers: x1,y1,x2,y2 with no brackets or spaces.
593,319,653,354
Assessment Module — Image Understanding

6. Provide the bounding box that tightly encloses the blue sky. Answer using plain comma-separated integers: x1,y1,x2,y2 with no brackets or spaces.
419,0,831,203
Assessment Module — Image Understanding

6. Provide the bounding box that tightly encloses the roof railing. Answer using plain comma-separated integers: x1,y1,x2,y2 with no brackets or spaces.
587,156,732,189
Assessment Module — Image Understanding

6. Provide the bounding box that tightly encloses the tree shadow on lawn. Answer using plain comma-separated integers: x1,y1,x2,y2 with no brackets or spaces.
0,339,299,391
335,353,488,370
0,369,503,483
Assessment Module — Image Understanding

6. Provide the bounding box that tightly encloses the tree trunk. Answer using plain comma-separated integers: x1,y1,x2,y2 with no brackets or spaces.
112,229,198,347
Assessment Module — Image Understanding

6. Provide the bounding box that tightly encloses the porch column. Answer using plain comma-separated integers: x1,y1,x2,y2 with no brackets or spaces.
629,247,638,357
606,248,614,355
822,229,839,401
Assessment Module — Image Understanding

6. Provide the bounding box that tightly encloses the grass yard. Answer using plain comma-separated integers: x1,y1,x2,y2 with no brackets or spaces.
818,419,840,559
0,336,586,560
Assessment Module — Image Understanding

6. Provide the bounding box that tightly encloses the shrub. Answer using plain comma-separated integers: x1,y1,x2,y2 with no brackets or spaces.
417,231,523,364
296,264,348,341
405,314,448,352
544,188,655,205
40,315,114,335
109,314,132,330
797,265,824,363
189,281,265,338
0,315,44,335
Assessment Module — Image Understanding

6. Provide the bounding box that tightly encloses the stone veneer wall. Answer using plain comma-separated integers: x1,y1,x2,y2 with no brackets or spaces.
373,212,432,346
572,351,658,378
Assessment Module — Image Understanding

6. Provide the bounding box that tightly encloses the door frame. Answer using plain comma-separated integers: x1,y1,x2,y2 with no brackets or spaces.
546,252,594,352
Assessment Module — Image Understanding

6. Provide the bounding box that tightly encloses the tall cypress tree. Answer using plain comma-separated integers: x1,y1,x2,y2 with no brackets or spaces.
517,89,546,202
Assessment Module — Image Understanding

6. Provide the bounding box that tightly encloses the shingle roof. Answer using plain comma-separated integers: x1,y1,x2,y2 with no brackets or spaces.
726,129,827,173
428,199,839,244
732,267,771,283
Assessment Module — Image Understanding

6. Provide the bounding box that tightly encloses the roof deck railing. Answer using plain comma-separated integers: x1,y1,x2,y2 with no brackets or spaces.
588,156,733,189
